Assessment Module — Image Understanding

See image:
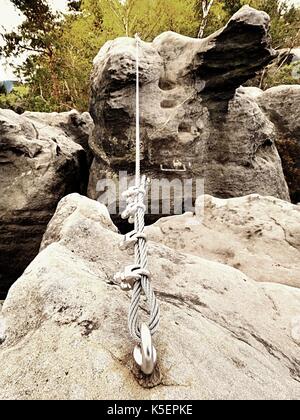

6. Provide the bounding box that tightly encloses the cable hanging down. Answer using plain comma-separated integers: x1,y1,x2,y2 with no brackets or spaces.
113,34,160,375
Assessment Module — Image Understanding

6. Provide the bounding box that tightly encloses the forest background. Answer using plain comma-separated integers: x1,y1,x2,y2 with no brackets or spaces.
0,0,299,112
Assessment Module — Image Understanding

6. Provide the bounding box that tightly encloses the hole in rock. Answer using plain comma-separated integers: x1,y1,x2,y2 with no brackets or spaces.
159,79,176,91
262,139,273,148
160,100,177,109
178,122,192,133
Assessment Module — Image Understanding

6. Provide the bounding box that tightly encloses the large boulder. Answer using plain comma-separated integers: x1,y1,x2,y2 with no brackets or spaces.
146,194,300,288
23,110,94,163
257,85,300,203
88,6,290,213
0,109,93,298
0,193,299,400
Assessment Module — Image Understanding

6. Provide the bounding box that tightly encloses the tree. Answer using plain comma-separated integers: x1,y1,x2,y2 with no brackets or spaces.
222,0,244,15
1,1,61,57
68,0,82,11
1,0,299,113
91,0,199,40
197,0,214,38
0,1,66,110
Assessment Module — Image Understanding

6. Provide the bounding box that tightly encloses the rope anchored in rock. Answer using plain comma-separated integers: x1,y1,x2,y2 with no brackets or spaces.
114,34,160,375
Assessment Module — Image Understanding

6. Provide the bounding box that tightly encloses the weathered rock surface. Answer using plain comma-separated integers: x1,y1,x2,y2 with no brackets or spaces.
0,193,299,400
88,6,290,210
0,109,93,298
0,301,4,345
257,85,300,203
146,194,300,288
23,110,94,162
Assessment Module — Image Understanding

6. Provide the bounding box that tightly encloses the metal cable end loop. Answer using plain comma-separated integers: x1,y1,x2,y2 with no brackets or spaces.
133,323,157,375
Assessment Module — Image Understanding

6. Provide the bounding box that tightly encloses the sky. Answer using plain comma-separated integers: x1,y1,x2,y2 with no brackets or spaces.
0,0,300,79
0,0,69,79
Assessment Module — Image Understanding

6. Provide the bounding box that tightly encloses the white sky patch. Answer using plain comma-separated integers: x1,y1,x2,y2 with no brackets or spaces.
0,0,23,34
0,0,69,79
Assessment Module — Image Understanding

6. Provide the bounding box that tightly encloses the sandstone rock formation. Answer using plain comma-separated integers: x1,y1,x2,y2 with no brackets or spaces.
0,193,299,400
88,6,290,212
23,110,94,163
257,85,300,203
0,109,93,298
0,301,4,345
146,194,300,288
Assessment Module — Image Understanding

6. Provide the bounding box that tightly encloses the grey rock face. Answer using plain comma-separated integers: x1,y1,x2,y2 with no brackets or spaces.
88,6,289,212
23,110,94,163
0,193,299,400
146,194,300,288
0,109,93,297
257,85,300,203
260,85,300,137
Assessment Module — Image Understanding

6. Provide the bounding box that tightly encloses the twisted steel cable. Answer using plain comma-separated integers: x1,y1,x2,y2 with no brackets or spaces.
126,34,160,342
128,177,160,341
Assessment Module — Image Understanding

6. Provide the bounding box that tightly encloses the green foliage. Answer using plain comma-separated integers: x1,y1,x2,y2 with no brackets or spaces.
198,0,300,47
1,0,299,112
0,85,29,113
0,84,6,95
255,0,300,49
262,62,300,90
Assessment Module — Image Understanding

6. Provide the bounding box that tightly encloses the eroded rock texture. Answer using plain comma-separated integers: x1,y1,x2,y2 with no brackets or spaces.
0,193,299,400
146,194,300,288
257,85,300,203
0,109,93,297
88,6,290,211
